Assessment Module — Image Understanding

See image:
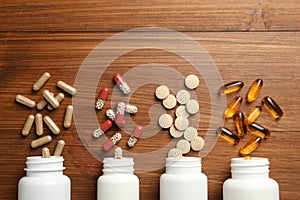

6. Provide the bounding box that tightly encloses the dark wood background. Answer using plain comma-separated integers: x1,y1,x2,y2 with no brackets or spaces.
0,0,299,199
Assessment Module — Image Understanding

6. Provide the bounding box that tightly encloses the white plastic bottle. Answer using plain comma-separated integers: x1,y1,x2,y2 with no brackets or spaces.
97,157,139,200
18,156,71,200
223,157,279,200
160,157,208,200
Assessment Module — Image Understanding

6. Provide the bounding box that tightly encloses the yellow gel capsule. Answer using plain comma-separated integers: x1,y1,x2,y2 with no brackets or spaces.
233,111,247,138
217,127,240,145
248,122,270,139
224,96,243,119
246,79,263,103
219,81,244,95
262,96,283,119
240,137,263,156
246,105,262,125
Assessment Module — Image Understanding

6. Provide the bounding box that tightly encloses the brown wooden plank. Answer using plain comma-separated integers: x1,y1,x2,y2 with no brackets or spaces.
0,0,300,31
0,32,299,199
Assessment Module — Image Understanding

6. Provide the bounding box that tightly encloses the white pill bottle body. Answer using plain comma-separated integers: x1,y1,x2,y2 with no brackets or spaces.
160,157,208,200
18,156,71,200
223,157,279,200
97,157,139,200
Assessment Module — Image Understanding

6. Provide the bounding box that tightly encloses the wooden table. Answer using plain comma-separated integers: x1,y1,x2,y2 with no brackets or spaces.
0,0,299,199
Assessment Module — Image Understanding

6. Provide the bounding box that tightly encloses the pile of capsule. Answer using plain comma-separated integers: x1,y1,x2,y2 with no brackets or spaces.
92,74,143,152
15,72,76,156
155,74,205,158
217,79,283,156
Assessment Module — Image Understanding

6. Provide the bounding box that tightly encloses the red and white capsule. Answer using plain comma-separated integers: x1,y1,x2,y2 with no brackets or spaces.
127,125,143,148
115,102,126,127
92,120,113,138
113,74,130,95
125,104,138,114
95,87,110,110
102,132,122,152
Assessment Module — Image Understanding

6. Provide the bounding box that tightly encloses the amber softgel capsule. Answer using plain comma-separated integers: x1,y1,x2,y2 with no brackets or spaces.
217,127,240,145
246,106,262,125
224,96,243,119
219,81,244,95
239,137,263,156
262,96,283,119
246,79,263,103
233,111,247,138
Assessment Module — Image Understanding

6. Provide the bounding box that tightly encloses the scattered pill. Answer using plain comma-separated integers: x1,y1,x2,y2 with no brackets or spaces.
92,120,113,138
162,94,177,109
114,147,123,159
217,127,240,145
125,104,138,114
175,105,190,118
224,96,243,119
246,79,263,103
262,96,283,119
106,109,116,121
15,94,36,108
185,74,199,90
186,99,199,115
113,74,130,95
36,92,54,110
31,135,52,148
115,102,126,127
176,90,190,104
158,114,173,129
233,111,247,138
183,127,198,141
63,105,73,128
155,85,170,100
169,124,184,138
219,81,244,95
127,125,143,148
33,72,51,91
174,116,189,131
239,137,263,156
57,80,77,96
176,139,191,154
21,114,35,136
35,113,43,136
95,87,110,110
44,116,60,135
168,148,182,158
47,93,64,110
42,147,51,158
191,136,205,151
53,140,65,156
43,90,59,109
103,132,122,152
246,105,262,125
248,122,270,139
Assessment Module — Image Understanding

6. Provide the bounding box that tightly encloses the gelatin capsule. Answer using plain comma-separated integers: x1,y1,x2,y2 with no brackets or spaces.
115,102,126,127
44,116,60,135
43,90,59,109
42,147,51,158
21,114,35,136
246,106,262,125
233,111,247,138
114,147,123,159
57,80,77,96
224,96,243,119
240,137,263,156
219,81,244,95
53,140,65,156
31,135,52,148
246,79,263,103
127,126,143,148
47,93,64,110
217,127,240,145
262,96,283,119
113,74,130,95
106,109,116,121
36,92,54,110
103,132,122,152
248,122,270,139
92,120,113,138
95,87,110,110
35,113,43,136
15,95,36,108
63,105,73,128
33,72,51,91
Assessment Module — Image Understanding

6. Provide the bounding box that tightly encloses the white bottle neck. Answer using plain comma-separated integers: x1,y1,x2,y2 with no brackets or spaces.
165,157,202,174
102,157,135,175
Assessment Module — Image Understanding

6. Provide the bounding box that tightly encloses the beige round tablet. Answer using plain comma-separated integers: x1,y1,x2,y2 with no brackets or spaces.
158,114,173,129
191,136,205,151
168,148,182,158
184,127,198,141
174,116,189,131
155,85,170,100
185,74,200,89
176,90,190,104
175,105,190,118
186,99,199,114
169,124,184,138
162,94,177,109
176,139,191,154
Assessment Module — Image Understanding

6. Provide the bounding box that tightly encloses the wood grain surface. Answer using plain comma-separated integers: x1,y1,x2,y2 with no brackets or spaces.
1,1,300,200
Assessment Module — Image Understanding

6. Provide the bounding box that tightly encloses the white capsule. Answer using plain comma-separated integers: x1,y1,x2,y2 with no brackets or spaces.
174,116,189,131
106,109,116,121
63,105,73,128
176,90,190,104
176,139,191,154
183,127,198,141
57,80,77,96
21,114,35,136
155,85,170,100
33,72,51,91
43,90,59,109
185,74,200,90
35,113,43,136
114,147,123,159
15,95,36,108
31,135,52,148
53,140,65,156
186,99,199,115
162,94,177,109
158,114,173,129
47,93,64,110
44,116,60,135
